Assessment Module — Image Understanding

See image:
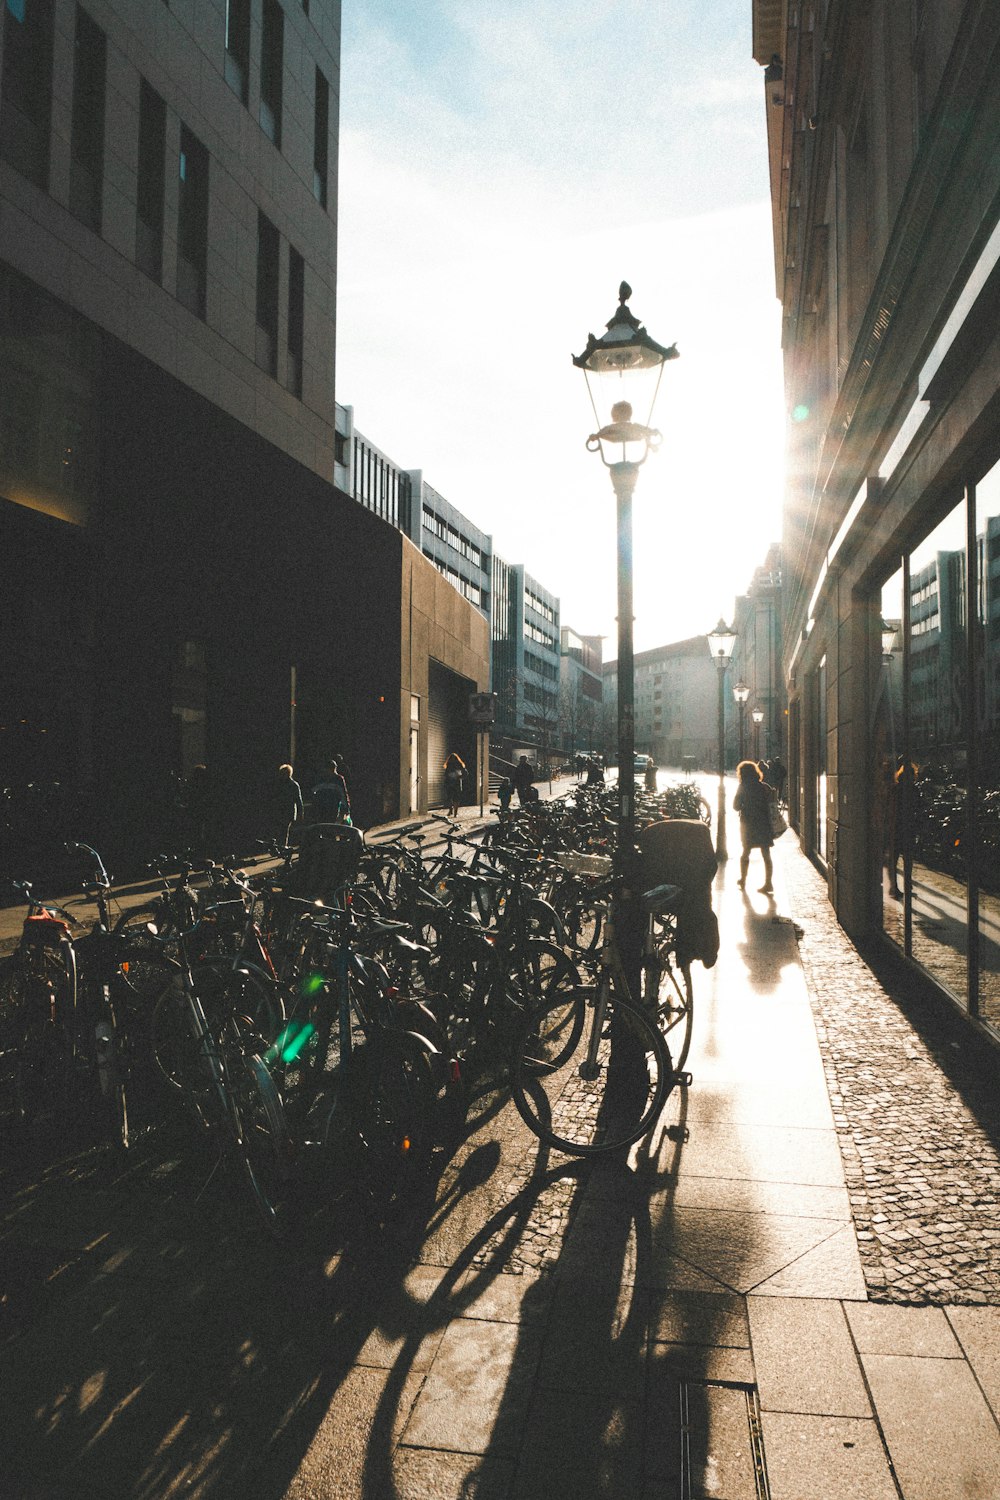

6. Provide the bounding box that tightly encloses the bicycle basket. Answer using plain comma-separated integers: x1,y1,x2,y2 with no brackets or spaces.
553,851,613,878
287,823,363,902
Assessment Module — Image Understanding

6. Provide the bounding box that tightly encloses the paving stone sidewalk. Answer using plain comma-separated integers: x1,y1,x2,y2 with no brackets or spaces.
781,841,1000,1305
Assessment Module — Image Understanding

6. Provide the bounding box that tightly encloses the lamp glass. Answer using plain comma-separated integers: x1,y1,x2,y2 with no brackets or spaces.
752,708,764,724
733,681,750,703
707,619,737,662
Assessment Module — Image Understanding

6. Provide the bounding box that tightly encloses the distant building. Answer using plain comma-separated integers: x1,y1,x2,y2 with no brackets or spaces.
604,638,717,769
559,628,604,758
730,544,784,764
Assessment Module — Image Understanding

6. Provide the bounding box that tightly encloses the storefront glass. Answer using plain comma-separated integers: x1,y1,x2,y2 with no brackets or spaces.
907,498,969,1008
878,566,905,947
975,460,1000,1031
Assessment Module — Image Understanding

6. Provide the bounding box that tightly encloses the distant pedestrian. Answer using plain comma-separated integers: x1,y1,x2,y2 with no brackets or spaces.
644,759,658,793
444,751,466,817
733,759,774,893
498,776,513,811
768,756,787,804
585,757,605,786
575,754,585,781
271,763,303,845
513,755,534,805
310,758,352,824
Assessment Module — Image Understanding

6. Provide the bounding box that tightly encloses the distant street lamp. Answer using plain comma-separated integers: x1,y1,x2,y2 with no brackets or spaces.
574,282,678,865
733,680,750,762
752,706,764,761
708,619,737,861
881,619,898,760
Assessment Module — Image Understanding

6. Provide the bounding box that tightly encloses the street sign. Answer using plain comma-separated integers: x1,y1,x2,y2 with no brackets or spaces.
468,691,496,726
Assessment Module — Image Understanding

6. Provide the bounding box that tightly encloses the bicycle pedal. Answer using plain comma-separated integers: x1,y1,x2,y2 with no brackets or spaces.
675,1070,693,1088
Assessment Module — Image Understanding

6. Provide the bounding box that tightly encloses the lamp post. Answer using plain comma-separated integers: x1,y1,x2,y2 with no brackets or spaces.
574,282,678,867
733,680,749,762
707,620,737,861
751,706,764,762
575,283,677,1105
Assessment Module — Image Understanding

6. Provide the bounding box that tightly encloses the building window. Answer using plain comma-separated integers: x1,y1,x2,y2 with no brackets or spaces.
286,245,304,397
224,0,250,105
259,0,283,147
69,8,106,232
177,126,209,319
0,0,54,188
136,79,166,281
313,65,329,207
255,210,279,375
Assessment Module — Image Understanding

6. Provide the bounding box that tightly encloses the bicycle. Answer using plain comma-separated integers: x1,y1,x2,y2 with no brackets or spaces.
5,881,79,1133
143,870,292,1236
509,857,686,1157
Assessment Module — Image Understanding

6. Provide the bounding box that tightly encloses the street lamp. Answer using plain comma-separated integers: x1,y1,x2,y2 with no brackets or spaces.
574,282,678,866
880,619,898,760
733,680,750,762
707,619,737,860
751,706,764,761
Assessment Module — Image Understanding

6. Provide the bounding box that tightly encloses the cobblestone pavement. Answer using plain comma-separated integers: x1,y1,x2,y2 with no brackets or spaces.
782,841,1000,1305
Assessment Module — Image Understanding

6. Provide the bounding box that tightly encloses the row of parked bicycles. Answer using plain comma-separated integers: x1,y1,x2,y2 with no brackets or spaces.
0,779,714,1238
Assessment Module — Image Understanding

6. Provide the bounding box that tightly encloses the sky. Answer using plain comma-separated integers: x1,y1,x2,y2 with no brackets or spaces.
335,1,786,656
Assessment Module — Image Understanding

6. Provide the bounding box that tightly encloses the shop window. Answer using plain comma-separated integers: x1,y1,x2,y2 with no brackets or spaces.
877,565,905,949
907,497,969,1009
975,461,1000,1030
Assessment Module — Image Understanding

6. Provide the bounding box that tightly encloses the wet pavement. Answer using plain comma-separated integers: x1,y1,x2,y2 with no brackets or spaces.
3,788,1000,1497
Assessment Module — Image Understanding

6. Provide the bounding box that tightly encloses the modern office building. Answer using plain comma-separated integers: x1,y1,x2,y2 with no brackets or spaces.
752,0,1000,1038
559,627,604,759
491,560,561,762
336,403,567,769
603,638,717,769
0,0,488,857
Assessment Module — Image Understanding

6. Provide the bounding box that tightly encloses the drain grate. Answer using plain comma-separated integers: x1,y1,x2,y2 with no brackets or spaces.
679,1380,771,1500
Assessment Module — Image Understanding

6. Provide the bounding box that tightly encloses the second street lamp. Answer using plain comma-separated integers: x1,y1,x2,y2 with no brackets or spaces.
733,680,750,762
752,706,764,761
707,619,737,861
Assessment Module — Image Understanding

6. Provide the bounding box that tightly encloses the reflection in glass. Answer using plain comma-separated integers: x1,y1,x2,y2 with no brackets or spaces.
908,498,969,1009
878,568,904,947
976,460,1000,1031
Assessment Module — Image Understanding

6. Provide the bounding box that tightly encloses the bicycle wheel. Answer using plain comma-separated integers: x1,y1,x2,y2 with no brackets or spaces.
225,1046,292,1238
655,949,694,1074
351,1029,435,1218
511,989,671,1156
86,988,130,1151
560,896,604,958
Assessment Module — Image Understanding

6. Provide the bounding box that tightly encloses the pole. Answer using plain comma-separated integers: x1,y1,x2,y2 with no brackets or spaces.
611,462,638,860
738,700,745,763
715,660,728,861
479,728,486,817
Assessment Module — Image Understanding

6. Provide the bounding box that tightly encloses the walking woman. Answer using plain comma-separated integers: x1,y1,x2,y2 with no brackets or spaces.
443,752,466,817
733,759,775,893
